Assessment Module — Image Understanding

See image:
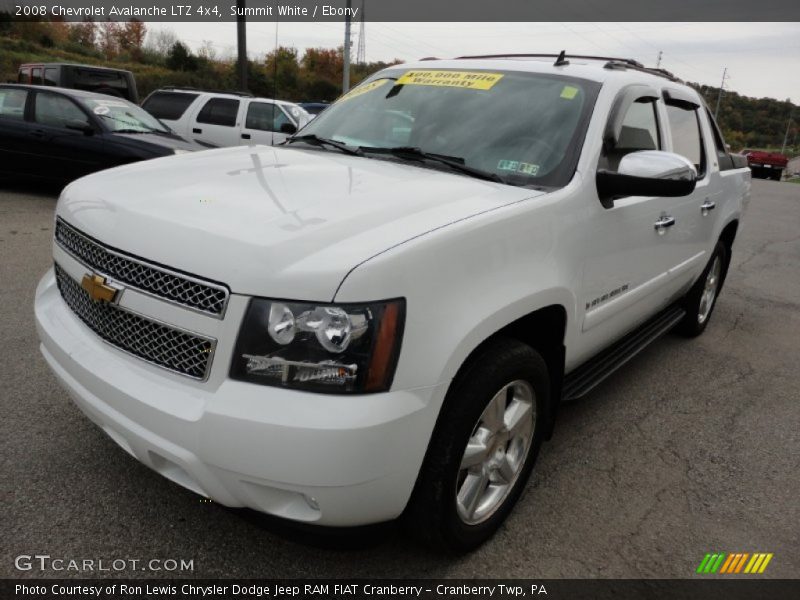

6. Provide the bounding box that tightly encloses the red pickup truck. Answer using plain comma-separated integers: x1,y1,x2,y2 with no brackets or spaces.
743,150,788,180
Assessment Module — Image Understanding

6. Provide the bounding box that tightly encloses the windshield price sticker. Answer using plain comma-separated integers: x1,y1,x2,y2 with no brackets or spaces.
338,78,391,102
396,70,504,90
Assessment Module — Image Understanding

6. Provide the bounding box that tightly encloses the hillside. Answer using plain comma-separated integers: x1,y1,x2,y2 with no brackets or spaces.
0,26,796,154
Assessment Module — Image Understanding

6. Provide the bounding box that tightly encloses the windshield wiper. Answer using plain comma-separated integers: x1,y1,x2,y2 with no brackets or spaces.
359,146,504,184
114,128,156,134
285,134,362,156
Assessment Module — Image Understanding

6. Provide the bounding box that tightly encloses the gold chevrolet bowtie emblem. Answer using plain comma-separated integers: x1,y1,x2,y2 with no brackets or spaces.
81,273,118,303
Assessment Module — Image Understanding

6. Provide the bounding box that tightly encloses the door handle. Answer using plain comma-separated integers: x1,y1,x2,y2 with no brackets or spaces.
241,133,251,139
701,199,716,215
192,128,202,134
29,129,46,138
654,214,675,234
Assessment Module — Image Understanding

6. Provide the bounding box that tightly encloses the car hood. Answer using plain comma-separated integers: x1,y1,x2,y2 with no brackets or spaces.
57,145,543,300
110,131,202,153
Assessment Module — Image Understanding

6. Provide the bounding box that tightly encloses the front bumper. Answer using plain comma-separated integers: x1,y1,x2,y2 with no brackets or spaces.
35,268,445,526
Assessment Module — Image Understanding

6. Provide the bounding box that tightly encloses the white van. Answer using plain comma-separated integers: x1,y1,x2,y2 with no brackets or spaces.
141,88,311,148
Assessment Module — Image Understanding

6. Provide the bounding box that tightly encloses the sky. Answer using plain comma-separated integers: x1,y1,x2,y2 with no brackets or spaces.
151,22,800,103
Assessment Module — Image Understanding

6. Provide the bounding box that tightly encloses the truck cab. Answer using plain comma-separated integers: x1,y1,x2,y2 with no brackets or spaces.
17,63,138,103
35,54,750,552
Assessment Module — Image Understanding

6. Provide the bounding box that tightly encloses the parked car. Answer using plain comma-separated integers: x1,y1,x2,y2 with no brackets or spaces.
298,101,330,116
35,54,750,551
742,149,789,180
141,88,312,147
17,63,139,102
0,85,199,185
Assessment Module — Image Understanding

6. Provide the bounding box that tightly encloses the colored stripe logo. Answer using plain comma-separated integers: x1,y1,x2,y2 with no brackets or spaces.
696,552,773,574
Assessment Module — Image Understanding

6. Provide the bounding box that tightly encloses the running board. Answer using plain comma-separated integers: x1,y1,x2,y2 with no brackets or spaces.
562,304,686,402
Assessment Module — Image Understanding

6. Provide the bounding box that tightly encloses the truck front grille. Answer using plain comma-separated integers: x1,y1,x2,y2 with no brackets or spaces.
55,218,229,317
55,264,215,380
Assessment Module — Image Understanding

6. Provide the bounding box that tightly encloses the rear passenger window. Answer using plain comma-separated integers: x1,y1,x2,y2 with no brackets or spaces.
601,98,660,171
705,108,734,170
0,89,28,121
142,92,198,121
18,68,31,84
34,92,90,129
197,98,239,127
44,68,58,86
31,68,42,85
666,105,706,177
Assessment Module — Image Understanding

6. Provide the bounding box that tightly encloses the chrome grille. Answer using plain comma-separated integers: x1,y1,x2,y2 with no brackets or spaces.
55,264,215,380
55,218,229,317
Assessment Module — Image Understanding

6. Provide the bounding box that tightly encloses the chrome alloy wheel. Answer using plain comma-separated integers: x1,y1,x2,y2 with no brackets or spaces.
698,255,722,325
455,380,536,525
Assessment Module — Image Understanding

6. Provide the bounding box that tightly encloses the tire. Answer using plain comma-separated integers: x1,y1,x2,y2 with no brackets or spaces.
404,338,549,552
771,170,782,181
676,241,728,337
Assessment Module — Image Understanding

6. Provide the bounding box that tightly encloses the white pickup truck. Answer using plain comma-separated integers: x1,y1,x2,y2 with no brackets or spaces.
35,54,750,551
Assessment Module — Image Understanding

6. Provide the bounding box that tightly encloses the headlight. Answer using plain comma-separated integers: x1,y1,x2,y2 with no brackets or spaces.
172,148,191,155
230,298,405,393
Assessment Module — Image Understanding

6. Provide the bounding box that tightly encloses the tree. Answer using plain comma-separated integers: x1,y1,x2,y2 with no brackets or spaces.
166,41,198,71
301,47,342,85
98,21,120,59
116,20,146,60
68,19,97,48
198,40,217,61
146,27,178,57
265,46,300,99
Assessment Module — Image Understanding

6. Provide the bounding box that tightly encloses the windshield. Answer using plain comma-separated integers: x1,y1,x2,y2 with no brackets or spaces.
82,97,170,133
298,68,600,187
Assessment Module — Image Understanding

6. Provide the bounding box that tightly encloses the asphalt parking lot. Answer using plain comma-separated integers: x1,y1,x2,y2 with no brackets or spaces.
1,179,798,579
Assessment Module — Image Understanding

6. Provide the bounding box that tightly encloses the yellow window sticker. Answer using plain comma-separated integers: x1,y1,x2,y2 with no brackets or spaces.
560,85,579,100
338,78,391,102
396,70,503,91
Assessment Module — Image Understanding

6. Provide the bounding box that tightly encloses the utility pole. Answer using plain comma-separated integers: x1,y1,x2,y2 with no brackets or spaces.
236,0,247,90
781,106,793,155
656,50,662,69
342,0,352,93
714,67,729,120
356,0,366,65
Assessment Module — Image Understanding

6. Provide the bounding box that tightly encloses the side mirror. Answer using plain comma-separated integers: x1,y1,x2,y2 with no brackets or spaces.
279,122,297,135
65,120,95,136
596,150,697,208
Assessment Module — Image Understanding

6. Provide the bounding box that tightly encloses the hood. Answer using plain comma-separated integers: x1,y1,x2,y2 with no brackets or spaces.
110,131,202,154
57,145,542,300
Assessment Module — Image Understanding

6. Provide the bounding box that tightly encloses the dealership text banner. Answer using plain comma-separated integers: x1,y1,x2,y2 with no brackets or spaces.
3,0,800,22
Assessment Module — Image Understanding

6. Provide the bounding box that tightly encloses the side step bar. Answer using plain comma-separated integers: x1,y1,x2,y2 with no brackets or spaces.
562,304,686,402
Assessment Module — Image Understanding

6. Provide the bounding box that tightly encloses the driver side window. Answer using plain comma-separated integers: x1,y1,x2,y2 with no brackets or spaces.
34,92,90,129
600,98,661,172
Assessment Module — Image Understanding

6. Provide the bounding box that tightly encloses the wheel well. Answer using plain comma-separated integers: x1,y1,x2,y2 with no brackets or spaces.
455,305,567,439
719,220,739,254
718,220,739,285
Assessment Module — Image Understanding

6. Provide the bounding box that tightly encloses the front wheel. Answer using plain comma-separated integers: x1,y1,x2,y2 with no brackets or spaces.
404,338,548,551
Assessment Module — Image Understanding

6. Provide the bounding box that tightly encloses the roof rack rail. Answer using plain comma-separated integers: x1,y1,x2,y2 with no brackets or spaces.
158,86,254,97
454,53,645,67
603,60,682,82
452,53,682,83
